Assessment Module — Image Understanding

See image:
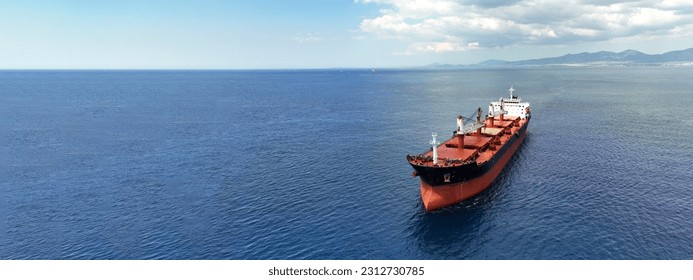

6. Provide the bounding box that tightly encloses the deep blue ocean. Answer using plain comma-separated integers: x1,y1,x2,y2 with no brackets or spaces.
1,68,691,259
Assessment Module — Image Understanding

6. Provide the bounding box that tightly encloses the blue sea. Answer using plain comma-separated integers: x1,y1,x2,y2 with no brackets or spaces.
1,68,691,259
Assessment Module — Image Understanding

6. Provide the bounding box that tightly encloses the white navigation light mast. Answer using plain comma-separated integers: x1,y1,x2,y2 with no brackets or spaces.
509,85,515,98
456,115,463,132
430,132,439,165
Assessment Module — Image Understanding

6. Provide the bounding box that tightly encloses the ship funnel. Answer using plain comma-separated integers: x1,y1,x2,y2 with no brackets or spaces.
430,132,439,165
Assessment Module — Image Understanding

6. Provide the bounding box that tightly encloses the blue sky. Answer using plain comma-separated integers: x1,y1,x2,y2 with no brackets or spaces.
1,0,693,69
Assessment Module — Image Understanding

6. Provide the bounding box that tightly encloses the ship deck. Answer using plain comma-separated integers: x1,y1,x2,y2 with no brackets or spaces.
413,116,528,167
424,135,492,162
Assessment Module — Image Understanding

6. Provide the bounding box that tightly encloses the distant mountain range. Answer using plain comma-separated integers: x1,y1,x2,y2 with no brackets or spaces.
475,48,693,66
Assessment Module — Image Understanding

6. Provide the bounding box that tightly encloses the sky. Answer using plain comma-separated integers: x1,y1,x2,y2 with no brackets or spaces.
1,0,693,69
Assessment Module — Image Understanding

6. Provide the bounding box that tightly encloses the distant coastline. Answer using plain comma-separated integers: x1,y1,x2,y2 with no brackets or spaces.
426,48,693,69
3,47,693,71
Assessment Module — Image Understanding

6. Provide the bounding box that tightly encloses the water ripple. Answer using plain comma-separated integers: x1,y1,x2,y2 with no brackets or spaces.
1,69,691,259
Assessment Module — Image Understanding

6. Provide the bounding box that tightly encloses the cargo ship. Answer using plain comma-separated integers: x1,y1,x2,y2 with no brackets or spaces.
406,86,531,211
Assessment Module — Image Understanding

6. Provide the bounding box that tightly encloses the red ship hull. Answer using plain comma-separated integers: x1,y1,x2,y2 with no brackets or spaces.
419,128,527,211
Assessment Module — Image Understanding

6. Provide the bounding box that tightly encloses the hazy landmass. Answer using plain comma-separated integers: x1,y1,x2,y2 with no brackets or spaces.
428,48,693,68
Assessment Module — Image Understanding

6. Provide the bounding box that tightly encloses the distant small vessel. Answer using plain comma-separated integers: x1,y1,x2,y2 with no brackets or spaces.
407,86,531,211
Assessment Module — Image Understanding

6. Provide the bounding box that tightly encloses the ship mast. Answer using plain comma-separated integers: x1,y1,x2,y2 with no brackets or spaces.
456,115,464,132
430,132,439,165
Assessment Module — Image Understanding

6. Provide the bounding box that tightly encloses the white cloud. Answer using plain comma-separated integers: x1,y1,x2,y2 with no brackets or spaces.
412,41,480,52
657,0,693,9
628,8,678,26
358,0,693,54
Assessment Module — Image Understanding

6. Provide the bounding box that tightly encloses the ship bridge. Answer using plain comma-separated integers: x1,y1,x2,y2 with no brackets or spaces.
489,86,531,119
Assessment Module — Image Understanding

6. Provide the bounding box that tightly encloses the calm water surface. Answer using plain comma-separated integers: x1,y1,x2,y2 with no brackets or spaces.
1,68,691,259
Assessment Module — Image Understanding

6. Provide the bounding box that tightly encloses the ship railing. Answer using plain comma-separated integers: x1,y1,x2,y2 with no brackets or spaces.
443,158,474,165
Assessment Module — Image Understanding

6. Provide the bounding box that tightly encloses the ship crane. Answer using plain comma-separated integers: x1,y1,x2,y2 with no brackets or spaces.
459,121,485,135
457,109,485,135
488,102,507,118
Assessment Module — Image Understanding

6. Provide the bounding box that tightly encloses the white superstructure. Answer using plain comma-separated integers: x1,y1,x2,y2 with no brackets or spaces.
488,86,531,119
